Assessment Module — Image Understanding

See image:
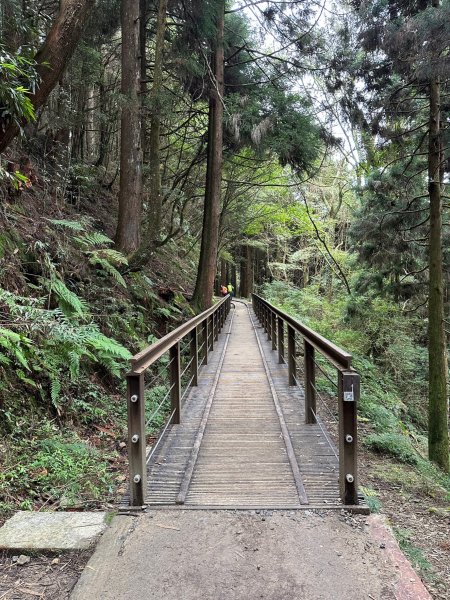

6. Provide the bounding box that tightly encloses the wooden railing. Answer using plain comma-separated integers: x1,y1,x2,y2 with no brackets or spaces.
252,293,360,506
126,294,232,506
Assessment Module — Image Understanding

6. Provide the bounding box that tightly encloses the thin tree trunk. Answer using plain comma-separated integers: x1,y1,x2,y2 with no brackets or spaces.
247,244,254,297
115,0,143,255
191,1,224,311
428,13,449,471
0,0,96,153
240,246,248,298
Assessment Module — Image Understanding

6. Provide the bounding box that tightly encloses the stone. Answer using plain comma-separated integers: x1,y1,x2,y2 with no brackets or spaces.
0,511,108,551
16,554,30,565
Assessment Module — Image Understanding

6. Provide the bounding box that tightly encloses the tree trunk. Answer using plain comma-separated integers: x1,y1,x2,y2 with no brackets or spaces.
220,259,227,287
240,247,248,298
191,2,224,311
0,0,96,153
147,0,168,246
428,14,449,471
247,244,254,297
115,0,143,256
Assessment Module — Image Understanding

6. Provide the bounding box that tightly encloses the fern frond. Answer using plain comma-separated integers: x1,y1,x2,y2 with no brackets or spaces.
89,256,127,288
75,232,114,247
68,350,81,379
50,377,61,404
47,219,86,232
42,277,88,317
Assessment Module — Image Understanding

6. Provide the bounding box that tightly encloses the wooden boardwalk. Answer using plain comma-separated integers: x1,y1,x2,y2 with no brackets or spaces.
145,302,340,509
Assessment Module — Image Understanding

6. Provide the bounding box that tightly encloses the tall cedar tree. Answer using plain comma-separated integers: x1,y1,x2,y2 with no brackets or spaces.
191,0,225,310
115,0,143,255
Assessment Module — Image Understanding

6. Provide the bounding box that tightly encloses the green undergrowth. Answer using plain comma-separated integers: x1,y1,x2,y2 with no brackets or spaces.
0,418,114,514
0,210,196,521
394,528,436,583
261,280,450,500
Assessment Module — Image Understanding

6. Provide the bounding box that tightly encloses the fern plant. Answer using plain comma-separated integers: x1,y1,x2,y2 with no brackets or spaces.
0,288,132,408
47,218,129,288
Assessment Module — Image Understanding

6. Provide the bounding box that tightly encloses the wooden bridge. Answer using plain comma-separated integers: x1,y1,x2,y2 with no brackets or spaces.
124,295,364,511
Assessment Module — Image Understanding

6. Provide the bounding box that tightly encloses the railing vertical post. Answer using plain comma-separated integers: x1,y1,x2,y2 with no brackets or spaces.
202,319,208,365
190,327,199,386
210,314,214,351
170,342,181,424
127,372,147,506
214,309,219,341
277,317,284,364
267,309,272,341
304,340,316,424
271,311,277,351
287,325,296,386
338,371,359,505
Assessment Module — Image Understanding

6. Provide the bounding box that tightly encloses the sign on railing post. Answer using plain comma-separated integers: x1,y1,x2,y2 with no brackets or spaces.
304,341,316,424
127,372,147,506
287,325,296,386
277,317,284,364
170,342,181,424
338,370,360,505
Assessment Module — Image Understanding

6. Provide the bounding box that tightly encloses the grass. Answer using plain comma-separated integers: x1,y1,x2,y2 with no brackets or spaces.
394,528,436,583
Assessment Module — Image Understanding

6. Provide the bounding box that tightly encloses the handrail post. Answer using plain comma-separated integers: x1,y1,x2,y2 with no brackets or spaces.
170,342,181,424
277,317,284,364
202,319,208,365
304,340,316,424
210,314,214,351
214,309,219,341
267,309,272,341
287,325,296,386
338,370,359,505
271,311,277,351
127,372,147,506
190,327,199,386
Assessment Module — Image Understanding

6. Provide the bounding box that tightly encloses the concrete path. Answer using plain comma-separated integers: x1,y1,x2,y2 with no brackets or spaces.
70,509,431,600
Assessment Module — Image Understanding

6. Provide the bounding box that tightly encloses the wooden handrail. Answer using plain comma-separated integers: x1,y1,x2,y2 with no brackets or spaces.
252,293,352,370
130,295,230,374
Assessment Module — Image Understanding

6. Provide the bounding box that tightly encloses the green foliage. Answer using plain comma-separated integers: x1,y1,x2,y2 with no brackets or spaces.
0,45,37,132
0,421,114,511
47,218,129,288
395,529,435,582
364,433,419,465
0,288,131,411
359,486,381,512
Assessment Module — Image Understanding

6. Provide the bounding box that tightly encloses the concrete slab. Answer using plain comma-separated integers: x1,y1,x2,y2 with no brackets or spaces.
70,509,430,600
0,511,108,551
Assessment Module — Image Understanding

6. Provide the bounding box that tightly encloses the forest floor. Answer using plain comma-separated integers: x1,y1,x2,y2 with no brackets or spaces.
0,549,92,599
